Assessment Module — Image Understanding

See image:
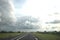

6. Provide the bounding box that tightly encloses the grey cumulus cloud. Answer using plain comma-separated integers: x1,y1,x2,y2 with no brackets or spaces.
0,0,40,31
0,0,16,24
15,16,40,31
0,0,16,31
46,20,60,24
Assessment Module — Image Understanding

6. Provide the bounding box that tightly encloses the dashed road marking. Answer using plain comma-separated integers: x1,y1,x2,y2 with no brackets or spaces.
16,35,25,40
32,35,38,40
35,38,38,40
11,34,28,40
11,33,38,40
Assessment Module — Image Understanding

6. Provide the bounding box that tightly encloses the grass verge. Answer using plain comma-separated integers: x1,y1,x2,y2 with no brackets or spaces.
33,32,60,40
0,33,21,38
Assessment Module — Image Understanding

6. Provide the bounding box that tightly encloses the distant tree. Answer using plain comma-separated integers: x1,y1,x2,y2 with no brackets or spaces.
17,31,20,33
0,31,7,33
8,31,14,33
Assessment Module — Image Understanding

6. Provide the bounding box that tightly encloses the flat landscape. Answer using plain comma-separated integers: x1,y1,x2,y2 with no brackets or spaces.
0,33,21,39
33,32,60,40
0,32,60,40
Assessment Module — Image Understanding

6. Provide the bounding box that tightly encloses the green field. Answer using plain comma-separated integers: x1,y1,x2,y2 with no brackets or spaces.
33,32,60,40
0,33,21,38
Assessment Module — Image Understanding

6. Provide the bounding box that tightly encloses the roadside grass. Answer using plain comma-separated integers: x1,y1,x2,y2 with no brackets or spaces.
0,33,21,38
33,32,60,40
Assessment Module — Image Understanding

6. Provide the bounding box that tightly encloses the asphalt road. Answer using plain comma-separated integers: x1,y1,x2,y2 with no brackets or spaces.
0,33,38,40
18,33,37,40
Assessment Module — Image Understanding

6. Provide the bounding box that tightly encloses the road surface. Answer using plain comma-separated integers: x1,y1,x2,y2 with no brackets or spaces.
16,33,38,40
0,33,38,40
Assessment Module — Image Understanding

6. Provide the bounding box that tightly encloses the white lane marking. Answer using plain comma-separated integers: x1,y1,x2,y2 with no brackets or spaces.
33,36,38,40
17,35,26,40
11,35,21,40
11,34,27,40
16,34,28,40
35,38,38,40
11,33,38,40
11,34,26,40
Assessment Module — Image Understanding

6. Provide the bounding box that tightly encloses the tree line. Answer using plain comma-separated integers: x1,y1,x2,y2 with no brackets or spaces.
37,31,60,36
0,31,21,33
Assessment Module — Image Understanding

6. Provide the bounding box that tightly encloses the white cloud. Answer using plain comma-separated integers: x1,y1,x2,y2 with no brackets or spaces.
15,0,60,31
2,0,59,31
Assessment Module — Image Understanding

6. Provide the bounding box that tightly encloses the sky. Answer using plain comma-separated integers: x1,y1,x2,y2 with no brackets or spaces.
13,0,60,21
13,0,60,31
0,0,40,32
0,0,60,32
